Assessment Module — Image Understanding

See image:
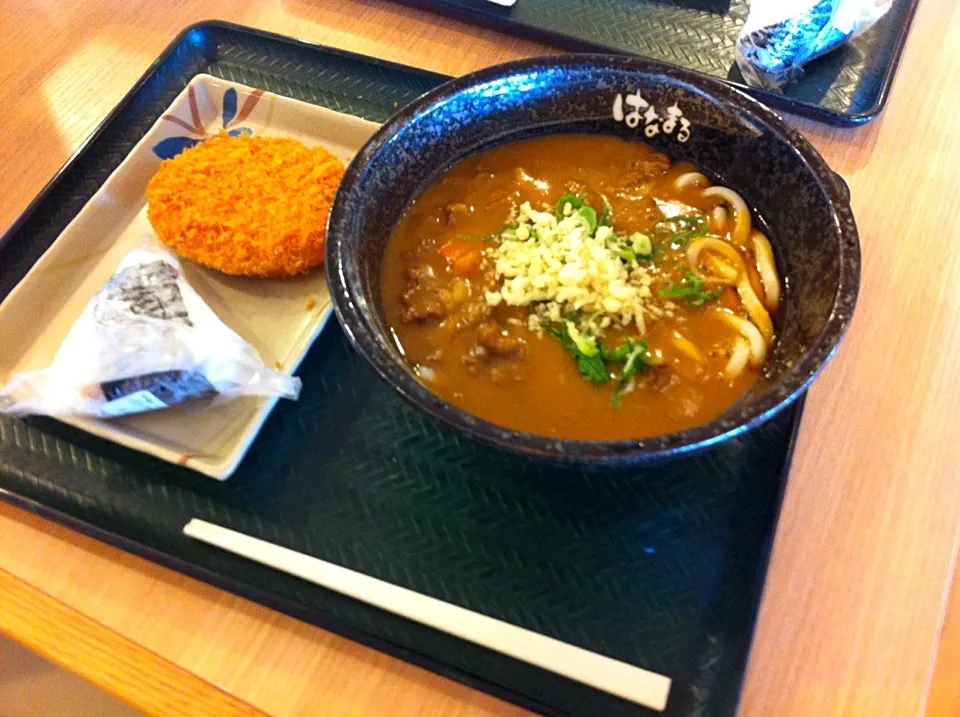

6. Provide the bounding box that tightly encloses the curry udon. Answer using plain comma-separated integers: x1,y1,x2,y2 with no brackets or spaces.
381,135,780,440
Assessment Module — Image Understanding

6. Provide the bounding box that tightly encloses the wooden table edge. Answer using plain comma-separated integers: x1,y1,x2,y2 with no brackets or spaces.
923,535,960,717
0,565,266,717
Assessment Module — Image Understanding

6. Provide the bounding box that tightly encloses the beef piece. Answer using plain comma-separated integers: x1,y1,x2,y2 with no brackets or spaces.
630,153,672,179
405,265,434,282
476,322,524,357
645,366,677,392
458,298,493,327
400,264,447,323
461,344,490,371
444,202,473,224
400,294,445,323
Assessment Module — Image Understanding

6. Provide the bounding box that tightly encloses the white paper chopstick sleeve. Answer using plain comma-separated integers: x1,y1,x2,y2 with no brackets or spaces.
183,518,671,711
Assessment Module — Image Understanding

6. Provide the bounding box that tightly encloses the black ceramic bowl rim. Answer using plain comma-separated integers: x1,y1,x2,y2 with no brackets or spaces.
327,54,860,464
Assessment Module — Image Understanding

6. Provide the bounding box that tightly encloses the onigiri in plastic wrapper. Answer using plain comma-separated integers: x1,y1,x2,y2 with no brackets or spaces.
0,245,301,419
735,0,893,91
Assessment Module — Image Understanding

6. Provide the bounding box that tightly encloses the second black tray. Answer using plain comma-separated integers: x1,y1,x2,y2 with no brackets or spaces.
413,0,920,125
0,21,803,717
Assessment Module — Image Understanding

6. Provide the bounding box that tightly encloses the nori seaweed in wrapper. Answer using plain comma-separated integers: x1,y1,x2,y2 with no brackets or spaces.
735,0,893,90
0,245,300,418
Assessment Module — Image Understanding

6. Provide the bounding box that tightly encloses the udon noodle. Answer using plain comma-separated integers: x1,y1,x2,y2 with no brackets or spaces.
673,169,780,378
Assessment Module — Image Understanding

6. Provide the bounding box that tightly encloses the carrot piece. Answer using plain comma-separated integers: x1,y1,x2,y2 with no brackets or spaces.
438,239,484,276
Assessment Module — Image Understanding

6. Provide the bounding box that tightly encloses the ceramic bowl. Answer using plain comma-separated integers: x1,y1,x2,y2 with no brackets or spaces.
326,55,860,464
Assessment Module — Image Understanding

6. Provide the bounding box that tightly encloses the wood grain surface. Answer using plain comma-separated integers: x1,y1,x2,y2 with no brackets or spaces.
0,567,268,717
926,562,960,717
0,1,958,716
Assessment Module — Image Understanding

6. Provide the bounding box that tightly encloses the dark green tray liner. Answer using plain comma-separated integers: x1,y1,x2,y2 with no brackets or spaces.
0,22,802,717
411,0,920,125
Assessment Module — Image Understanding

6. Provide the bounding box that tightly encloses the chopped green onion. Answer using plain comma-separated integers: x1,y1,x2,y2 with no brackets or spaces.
658,270,724,306
599,196,613,227
483,223,515,241
651,214,708,255
622,341,648,377
555,193,585,218
544,322,608,383
577,353,610,383
545,322,657,407
630,232,653,256
601,341,631,362
578,206,598,234
612,339,652,408
565,320,599,357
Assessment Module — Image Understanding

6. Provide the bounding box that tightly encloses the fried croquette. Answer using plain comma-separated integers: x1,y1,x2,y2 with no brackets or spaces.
146,133,345,277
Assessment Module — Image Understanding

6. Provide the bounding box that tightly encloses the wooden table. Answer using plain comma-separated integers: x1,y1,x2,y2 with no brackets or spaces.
1,1,958,715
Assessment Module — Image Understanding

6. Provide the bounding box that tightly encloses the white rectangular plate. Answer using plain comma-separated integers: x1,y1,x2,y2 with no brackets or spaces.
0,74,380,479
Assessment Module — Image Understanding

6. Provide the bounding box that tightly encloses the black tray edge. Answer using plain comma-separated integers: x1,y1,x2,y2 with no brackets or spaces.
844,0,922,124
189,17,454,85
402,0,921,127
731,396,807,708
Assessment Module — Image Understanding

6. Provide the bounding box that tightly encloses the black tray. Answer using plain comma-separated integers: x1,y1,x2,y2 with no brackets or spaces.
0,21,803,717
412,0,919,125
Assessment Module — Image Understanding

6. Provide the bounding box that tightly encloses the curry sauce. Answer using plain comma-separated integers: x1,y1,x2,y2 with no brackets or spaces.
381,135,777,440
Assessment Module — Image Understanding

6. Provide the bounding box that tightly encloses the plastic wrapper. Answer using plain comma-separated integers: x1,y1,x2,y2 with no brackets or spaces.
0,246,300,418
735,0,893,91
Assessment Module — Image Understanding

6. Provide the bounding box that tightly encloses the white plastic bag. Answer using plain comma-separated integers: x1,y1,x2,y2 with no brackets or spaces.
0,246,300,418
735,0,893,91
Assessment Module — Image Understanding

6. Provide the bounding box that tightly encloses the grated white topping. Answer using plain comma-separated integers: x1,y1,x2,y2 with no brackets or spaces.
485,201,653,335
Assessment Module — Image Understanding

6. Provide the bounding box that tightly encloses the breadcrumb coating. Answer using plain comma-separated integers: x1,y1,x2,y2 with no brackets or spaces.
146,133,345,277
